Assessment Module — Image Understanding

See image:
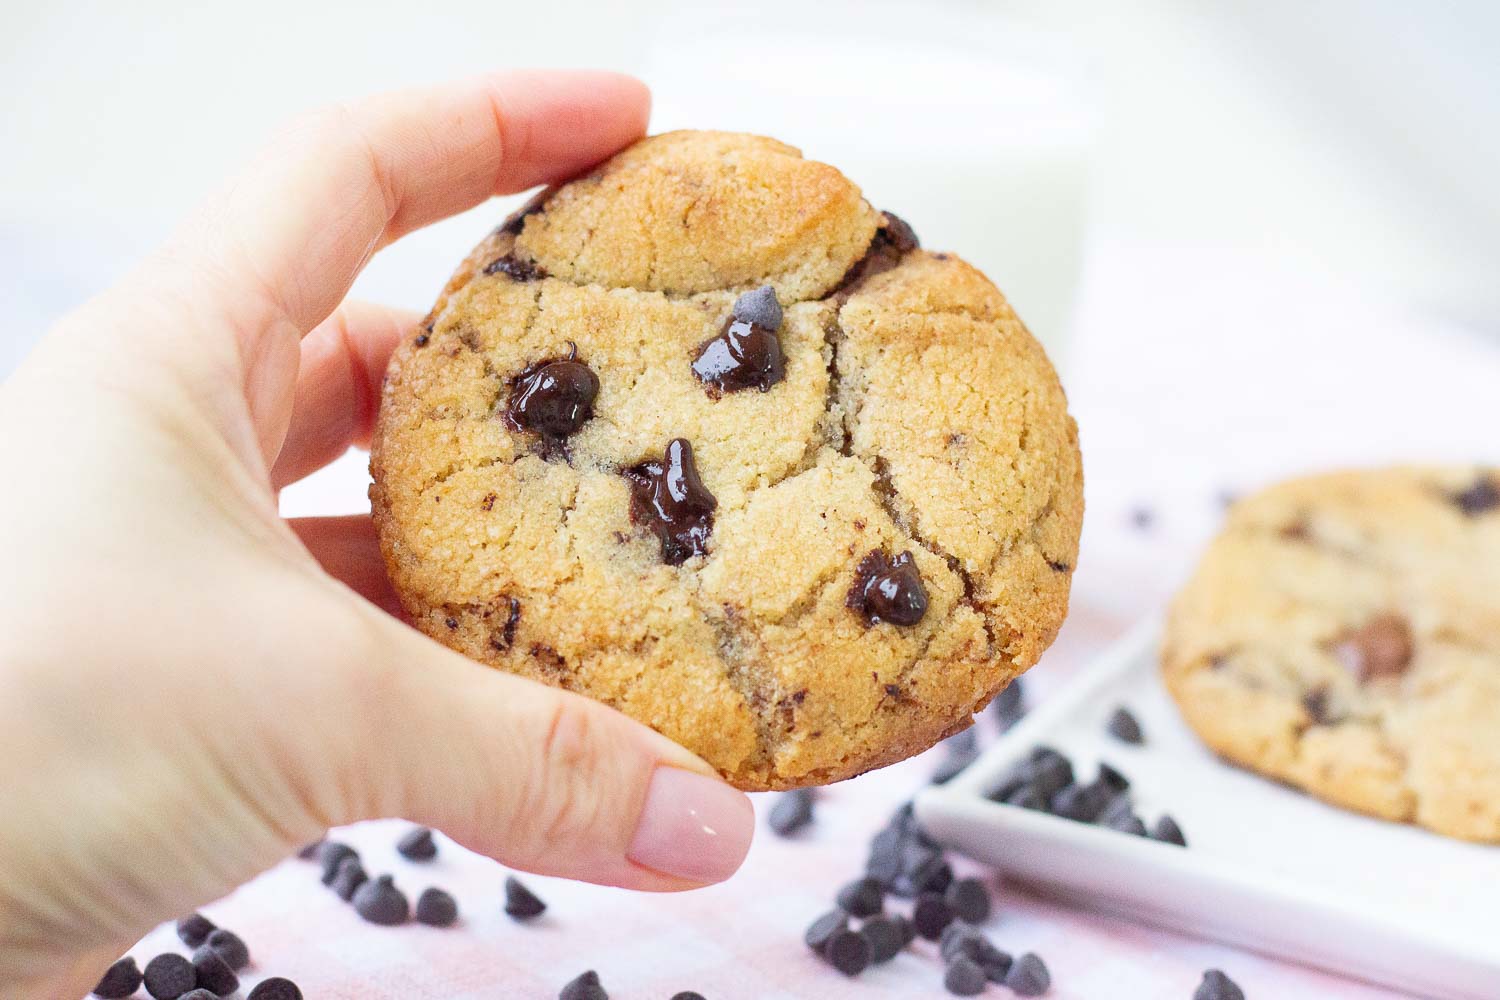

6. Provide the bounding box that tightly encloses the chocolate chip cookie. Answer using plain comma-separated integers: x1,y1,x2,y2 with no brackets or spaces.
369,131,1082,789
1162,467,1500,841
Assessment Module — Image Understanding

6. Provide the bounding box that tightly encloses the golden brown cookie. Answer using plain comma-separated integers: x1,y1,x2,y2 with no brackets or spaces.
1163,467,1500,841
369,131,1082,789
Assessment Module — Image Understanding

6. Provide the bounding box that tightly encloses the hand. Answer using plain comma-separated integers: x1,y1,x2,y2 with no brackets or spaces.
0,71,753,999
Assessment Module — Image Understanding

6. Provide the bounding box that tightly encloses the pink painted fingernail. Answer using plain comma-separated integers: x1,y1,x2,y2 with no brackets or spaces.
627,767,754,883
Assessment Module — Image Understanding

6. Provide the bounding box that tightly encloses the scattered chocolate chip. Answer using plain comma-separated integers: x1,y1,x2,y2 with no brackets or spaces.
248,977,304,1000
1006,953,1051,996
944,955,988,996
624,438,717,564
824,928,872,977
296,839,324,860
804,909,848,952
1096,762,1130,794
1194,969,1246,1000
559,969,609,1000
415,887,459,927
1107,706,1145,745
505,346,600,443
202,929,249,972
1029,749,1074,798
1005,785,1048,812
865,831,903,886
912,892,955,940
191,945,239,996
142,953,196,1000
178,990,217,1000
945,877,992,923
900,851,953,898
860,914,908,964
331,855,368,901
175,912,216,948
1451,475,1499,517
941,929,1013,982
1130,506,1155,531
835,876,885,918
92,956,143,998
1050,781,1110,823
1152,815,1187,847
353,874,410,926
768,787,815,836
484,253,547,281
990,679,1026,730
848,549,929,627
669,994,706,1000
397,825,438,861
1108,812,1148,837
932,731,981,784
504,875,547,920
317,842,358,885
693,313,787,395
1333,613,1413,682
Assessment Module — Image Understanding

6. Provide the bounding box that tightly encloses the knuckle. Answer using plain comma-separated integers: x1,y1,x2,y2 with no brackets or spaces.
508,696,617,860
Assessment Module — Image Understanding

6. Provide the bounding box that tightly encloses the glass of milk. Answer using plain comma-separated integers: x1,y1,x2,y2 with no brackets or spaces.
641,0,1093,367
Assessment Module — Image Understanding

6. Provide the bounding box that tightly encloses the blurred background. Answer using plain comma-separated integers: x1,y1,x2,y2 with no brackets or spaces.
3,0,1499,617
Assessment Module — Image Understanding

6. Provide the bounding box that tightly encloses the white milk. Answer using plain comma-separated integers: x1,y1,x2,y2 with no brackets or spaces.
643,2,1093,366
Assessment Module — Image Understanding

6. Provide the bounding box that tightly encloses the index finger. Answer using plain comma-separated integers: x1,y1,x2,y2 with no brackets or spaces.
166,70,650,334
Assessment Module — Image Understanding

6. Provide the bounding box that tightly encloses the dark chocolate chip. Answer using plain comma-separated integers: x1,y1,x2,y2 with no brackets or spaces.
142,953,196,1000
415,887,459,927
317,842,358,885
1151,815,1187,847
1451,475,1499,517
1005,784,1049,812
1047,558,1072,573
912,892,955,940
945,877,992,923
1096,762,1130,794
92,956,143,998
941,930,1013,982
331,856,368,901
943,955,988,996
353,874,410,926
939,920,979,956
1106,706,1145,745
1050,781,1111,823
1302,685,1335,724
178,991,217,1000
1109,812,1148,837
932,737,980,785
499,188,550,235
990,680,1026,730
1333,613,1413,682
732,284,783,330
1030,753,1074,799
505,346,600,443
484,252,547,281
804,909,848,953
559,969,609,1000
1194,969,1246,1000
833,211,921,291
191,945,239,996
414,332,431,347
693,311,787,395
296,838,324,860
202,929,249,972
835,876,885,918
669,994,707,1000
848,549,929,627
824,928,872,977
504,875,547,920
1006,953,1051,996
880,212,920,254
248,977,304,1000
768,787,815,836
175,912,216,948
397,825,438,861
860,914,908,963
903,851,953,897
623,438,717,564
1130,506,1155,530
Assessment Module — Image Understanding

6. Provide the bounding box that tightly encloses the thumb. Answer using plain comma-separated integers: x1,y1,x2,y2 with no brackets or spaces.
341,611,756,890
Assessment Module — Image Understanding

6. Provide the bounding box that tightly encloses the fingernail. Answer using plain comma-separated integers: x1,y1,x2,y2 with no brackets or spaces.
627,767,754,883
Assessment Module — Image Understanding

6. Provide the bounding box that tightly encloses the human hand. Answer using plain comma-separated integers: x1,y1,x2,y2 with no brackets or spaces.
0,70,753,999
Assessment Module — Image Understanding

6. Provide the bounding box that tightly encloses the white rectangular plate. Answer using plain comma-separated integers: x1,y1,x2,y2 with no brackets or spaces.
915,620,1500,1000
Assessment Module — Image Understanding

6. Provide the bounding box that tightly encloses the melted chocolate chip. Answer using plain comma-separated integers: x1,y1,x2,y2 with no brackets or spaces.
499,188,551,235
1451,474,1499,517
848,550,929,627
1302,685,1336,724
505,344,600,444
692,317,786,394
483,253,546,281
834,211,921,292
1333,613,1413,682
623,439,717,564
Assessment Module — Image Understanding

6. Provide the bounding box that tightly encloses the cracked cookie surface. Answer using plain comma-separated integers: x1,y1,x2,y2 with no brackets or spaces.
1163,467,1500,841
370,131,1082,789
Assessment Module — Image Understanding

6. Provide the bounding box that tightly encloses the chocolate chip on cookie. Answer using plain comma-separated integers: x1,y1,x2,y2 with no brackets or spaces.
692,286,787,394
1450,473,1499,517
623,438,717,564
484,252,546,281
505,345,600,445
848,550,929,627
1332,613,1413,682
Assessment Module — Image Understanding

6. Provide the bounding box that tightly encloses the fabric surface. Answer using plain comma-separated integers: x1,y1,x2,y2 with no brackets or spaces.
110,235,1499,999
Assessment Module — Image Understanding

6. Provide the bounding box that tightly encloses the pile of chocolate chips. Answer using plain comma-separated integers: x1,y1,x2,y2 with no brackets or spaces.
90,912,300,1000
306,827,464,928
984,745,1186,846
